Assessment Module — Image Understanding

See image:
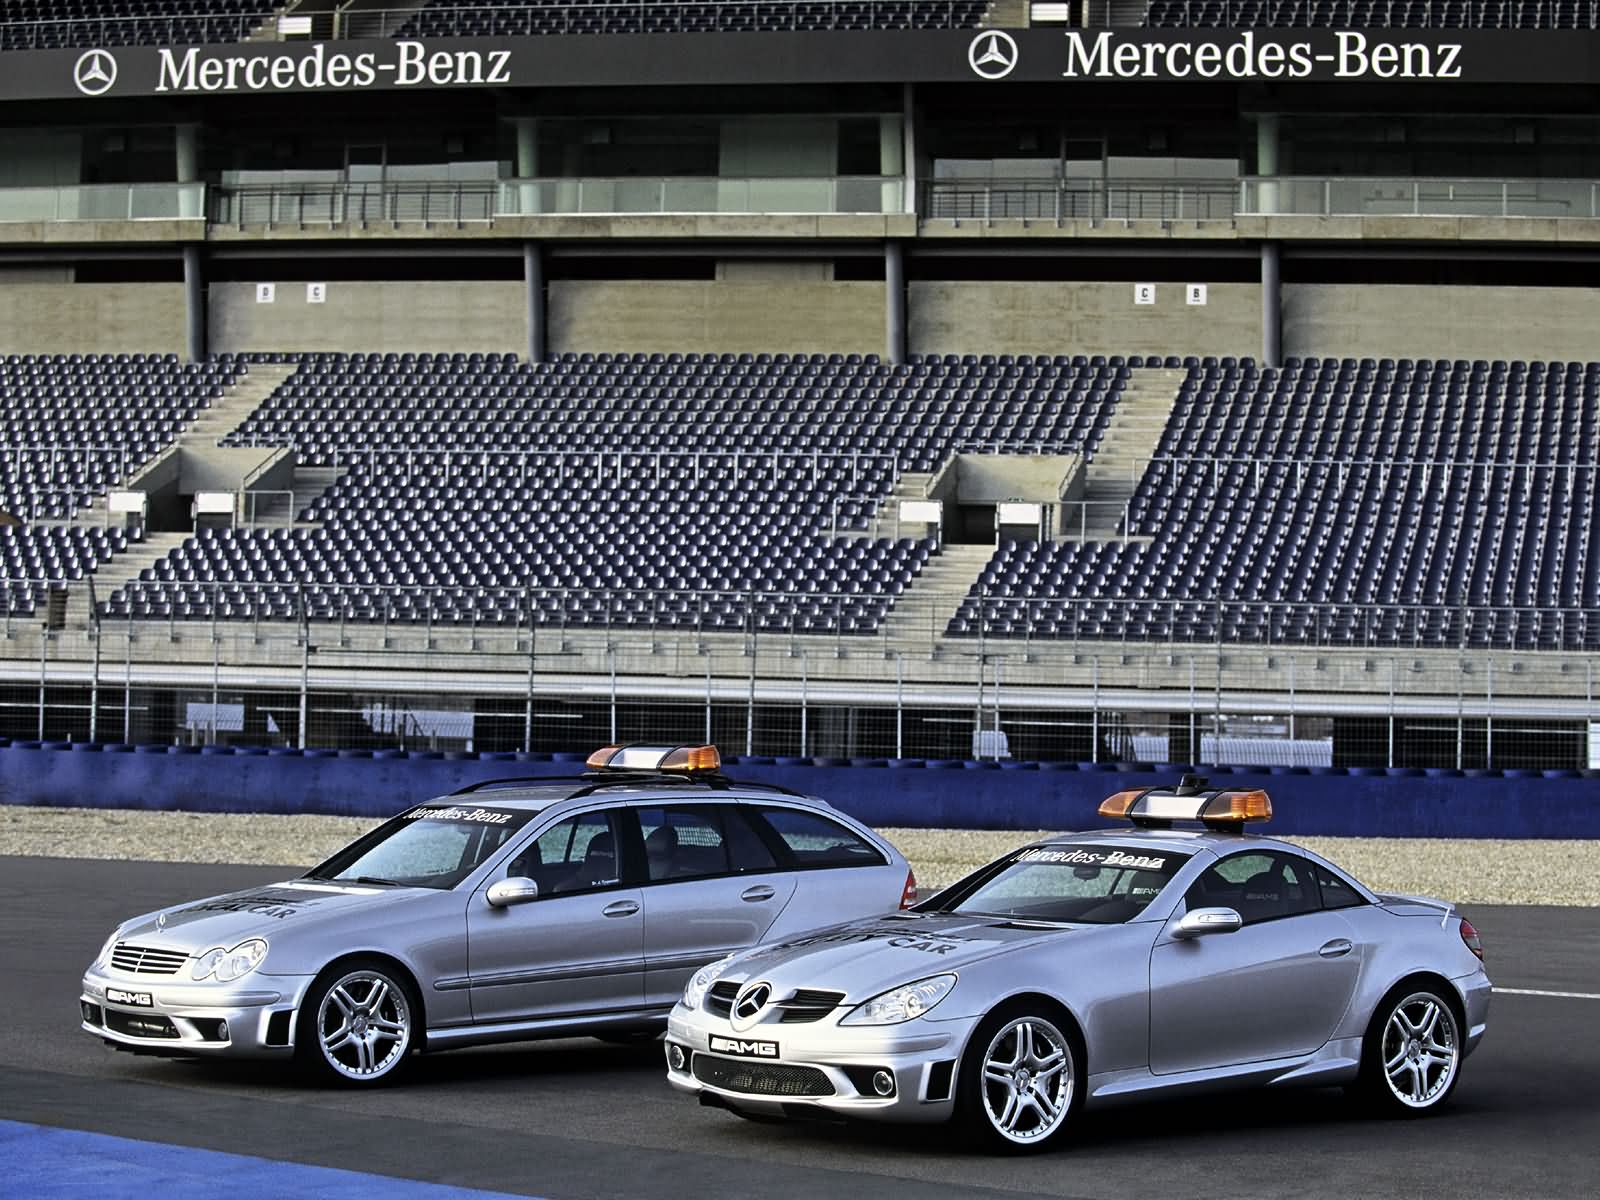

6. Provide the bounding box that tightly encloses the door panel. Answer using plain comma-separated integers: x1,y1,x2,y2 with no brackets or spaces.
1149,909,1360,1074
641,873,797,1008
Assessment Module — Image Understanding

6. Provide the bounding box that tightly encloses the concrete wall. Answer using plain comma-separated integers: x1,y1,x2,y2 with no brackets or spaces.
1,741,1595,836
549,280,885,355
909,281,1260,358
1284,284,1600,361
0,283,186,355
209,281,524,354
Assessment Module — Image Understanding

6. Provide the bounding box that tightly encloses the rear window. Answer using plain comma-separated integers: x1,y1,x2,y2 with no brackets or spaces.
922,844,1190,925
750,807,886,869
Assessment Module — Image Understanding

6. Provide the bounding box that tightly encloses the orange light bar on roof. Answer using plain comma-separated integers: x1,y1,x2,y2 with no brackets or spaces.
586,746,623,770
1098,790,1144,820
1200,789,1273,826
659,745,721,772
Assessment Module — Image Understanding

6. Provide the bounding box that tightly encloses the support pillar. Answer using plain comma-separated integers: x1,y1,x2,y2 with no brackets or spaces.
1260,240,1281,369
514,117,538,214
900,82,916,216
1255,112,1280,215
182,244,205,363
175,123,200,219
884,240,906,366
524,241,546,364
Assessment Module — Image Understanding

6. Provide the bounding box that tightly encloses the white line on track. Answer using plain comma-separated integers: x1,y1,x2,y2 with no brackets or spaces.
1493,987,1600,1000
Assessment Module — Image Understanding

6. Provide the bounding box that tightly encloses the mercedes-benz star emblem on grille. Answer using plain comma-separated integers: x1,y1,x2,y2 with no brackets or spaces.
967,31,1018,81
731,982,772,1027
73,49,118,96
156,912,167,930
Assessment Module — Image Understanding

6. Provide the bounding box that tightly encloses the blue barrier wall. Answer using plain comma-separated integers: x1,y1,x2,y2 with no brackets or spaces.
1,738,1596,837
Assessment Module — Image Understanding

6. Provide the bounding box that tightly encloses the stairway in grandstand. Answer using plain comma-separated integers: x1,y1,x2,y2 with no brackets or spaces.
1069,367,1188,540
877,543,996,644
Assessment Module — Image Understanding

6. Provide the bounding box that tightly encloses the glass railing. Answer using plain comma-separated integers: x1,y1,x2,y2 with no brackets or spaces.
0,183,204,223
496,176,904,216
1240,176,1600,219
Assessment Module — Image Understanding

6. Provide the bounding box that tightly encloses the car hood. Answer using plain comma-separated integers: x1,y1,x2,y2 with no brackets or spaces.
726,911,1099,1001
116,878,404,951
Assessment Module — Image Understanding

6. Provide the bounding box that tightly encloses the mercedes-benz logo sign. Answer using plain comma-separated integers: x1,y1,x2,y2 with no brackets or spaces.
73,49,117,96
967,31,1018,81
731,981,771,1028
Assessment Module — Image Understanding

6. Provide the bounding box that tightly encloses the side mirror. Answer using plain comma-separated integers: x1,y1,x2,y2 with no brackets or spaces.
486,877,540,908
1172,906,1242,939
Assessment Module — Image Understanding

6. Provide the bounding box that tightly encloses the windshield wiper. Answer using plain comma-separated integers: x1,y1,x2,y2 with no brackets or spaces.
351,875,407,887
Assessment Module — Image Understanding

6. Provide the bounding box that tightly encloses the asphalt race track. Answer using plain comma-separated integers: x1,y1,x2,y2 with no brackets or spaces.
1,857,1595,1200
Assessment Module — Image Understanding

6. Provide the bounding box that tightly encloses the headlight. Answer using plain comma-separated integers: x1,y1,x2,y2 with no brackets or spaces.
681,953,737,1010
94,931,120,969
191,939,268,983
839,974,956,1026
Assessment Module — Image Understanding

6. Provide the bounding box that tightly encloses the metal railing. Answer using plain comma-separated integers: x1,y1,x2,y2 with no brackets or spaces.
3,575,1597,766
496,176,904,216
1128,456,1600,494
0,184,204,224
923,177,1238,225
1116,1,1600,29
337,2,985,39
1240,176,1600,220
210,182,496,229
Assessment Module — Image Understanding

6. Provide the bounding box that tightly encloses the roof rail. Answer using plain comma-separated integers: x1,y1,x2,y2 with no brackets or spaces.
448,772,810,801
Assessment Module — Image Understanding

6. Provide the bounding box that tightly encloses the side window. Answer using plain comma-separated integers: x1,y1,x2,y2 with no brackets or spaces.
637,806,735,882
723,809,779,874
1187,851,1320,925
1312,863,1367,911
752,807,886,869
507,810,620,896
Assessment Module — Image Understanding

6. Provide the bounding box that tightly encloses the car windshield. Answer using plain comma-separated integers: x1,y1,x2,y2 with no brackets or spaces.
921,844,1191,925
307,804,537,891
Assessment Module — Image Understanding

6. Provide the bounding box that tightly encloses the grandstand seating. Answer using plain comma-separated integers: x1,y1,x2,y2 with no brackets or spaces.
0,1,278,49
118,350,1127,630
1141,0,1600,27
950,357,1600,649
0,525,127,615
0,354,244,521
397,1,989,39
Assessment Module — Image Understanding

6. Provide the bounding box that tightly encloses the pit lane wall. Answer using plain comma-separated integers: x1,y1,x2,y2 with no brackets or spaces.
1,739,1596,837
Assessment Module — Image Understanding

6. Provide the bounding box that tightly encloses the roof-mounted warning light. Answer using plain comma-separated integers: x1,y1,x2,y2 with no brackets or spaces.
585,744,723,773
1099,782,1272,829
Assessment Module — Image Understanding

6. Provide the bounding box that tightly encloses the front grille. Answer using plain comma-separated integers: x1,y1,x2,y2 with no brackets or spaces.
110,943,188,976
777,989,845,1023
706,980,741,1018
104,1010,179,1040
693,1054,834,1098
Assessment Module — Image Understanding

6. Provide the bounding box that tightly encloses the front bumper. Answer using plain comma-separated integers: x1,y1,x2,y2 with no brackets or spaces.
665,1002,975,1123
80,964,313,1058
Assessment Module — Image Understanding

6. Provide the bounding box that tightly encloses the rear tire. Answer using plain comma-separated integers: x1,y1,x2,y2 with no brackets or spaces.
296,958,418,1087
954,1000,1082,1153
1356,983,1463,1117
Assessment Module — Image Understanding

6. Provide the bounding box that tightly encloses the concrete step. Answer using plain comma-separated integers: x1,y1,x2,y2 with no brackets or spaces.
877,544,994,642
64,532,187,621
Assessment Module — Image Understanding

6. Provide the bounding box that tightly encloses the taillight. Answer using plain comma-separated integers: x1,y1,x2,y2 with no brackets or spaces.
899,868,918,910
1459,917,1483,962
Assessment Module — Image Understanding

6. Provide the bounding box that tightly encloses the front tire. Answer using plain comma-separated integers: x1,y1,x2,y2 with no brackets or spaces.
296,958,418,1086
1357,984,1463,1116
955,1002,1082,1153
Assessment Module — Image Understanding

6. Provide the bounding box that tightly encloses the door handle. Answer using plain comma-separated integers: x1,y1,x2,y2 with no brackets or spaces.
602,900,640,918
741,885,777,903
1318,938,1353,958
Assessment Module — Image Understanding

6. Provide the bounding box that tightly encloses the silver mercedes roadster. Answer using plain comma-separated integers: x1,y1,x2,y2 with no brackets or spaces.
79,745,915,1086
666,777,1492,1151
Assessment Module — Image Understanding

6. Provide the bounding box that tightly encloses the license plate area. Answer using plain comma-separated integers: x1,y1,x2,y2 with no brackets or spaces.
105,987,153,1007
708,1035,779,1058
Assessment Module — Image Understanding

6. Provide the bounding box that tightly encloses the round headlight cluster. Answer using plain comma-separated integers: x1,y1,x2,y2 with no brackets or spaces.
191,939,268,983
681,953,737,1010
839,974,957,1026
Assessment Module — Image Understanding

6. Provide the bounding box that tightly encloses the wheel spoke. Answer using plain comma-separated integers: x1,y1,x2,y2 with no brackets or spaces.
323,1028,353,1053
997,1087,1021,1131
983,1065,1011,1086
1015,1023,1034,1064
1030,1085,1060,1122
372,1018,405,1038
329,985,356,1017
1385,1045,1408,1072
1417,1003,1440,1039
366,979,389,1013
